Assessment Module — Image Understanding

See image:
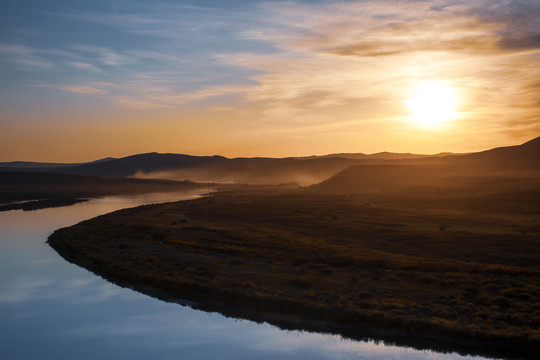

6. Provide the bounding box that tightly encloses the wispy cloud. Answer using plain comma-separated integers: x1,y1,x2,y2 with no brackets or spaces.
59,84,108,95
111,83,251,109
50,3,255,40
66,61,102,72
0,44,54,70
468,0,540,51
68,44,133,66
221,0,540,134
246,0,540,57
3,0,539,157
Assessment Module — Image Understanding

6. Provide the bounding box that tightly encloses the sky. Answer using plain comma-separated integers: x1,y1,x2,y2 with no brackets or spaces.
1,0,539,161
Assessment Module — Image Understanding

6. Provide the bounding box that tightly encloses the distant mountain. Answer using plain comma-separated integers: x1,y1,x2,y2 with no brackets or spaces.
312,136,540,194
0,171,207,204
45,153,228,178
0,151,456,185
2,136,537,186
47,153,362,185
452,136,540,166
0,161,79,169
302,151,455,160
0,157,116,170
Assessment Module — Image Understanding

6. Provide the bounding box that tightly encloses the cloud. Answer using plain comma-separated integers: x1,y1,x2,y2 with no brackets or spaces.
68,44,133,66
0,44,54,70
239,2,539,114
111,83,250,109
66,61,102,72
59,84,108,95
51,4,254,40
4,0,539,148
466,0,540,51
245,2,486,57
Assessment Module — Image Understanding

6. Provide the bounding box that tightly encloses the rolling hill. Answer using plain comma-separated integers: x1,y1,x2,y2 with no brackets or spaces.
312,136,540,194
0,171,210,204
1,136,538,186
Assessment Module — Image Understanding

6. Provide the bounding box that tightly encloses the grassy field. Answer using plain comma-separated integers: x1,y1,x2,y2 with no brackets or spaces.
48,185,539,359
0,171,213,209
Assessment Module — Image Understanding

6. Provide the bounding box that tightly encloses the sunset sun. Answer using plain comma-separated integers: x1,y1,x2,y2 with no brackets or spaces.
405,80,459,128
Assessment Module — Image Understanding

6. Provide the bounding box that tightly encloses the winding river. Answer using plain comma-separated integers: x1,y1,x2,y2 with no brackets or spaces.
0,191,494,360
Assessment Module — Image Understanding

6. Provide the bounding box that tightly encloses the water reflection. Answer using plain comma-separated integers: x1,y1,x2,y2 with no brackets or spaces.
0,191,493,360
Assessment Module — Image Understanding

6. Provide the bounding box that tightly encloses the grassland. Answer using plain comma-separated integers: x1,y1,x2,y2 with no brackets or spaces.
48,182,540,359
0,171,213,211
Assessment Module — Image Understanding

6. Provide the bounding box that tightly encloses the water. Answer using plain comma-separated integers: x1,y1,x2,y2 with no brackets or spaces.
0,191,490,360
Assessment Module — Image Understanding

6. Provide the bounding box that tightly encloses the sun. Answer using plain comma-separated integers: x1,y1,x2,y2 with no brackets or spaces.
405,80,459,128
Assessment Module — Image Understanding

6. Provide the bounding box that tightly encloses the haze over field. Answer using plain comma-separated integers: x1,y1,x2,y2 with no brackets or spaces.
2,2,540,358
2,0,540,161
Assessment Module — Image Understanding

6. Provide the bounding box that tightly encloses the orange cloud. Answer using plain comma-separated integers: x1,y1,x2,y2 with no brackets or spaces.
59,85,108,95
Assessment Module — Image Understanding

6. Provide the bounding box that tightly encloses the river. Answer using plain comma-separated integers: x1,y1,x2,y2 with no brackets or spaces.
0,190,492,360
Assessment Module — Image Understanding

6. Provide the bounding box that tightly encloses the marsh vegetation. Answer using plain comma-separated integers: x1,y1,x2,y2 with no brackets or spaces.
49,179,539,358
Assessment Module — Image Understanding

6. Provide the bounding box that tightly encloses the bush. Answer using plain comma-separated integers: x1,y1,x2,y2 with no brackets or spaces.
293,278,313,289
321,267,334,275
416,275,434,284
241,281,255,289
494,296,511,307
477,295,491,306
500,289,516,298
465,286,479,295
516,293,532,301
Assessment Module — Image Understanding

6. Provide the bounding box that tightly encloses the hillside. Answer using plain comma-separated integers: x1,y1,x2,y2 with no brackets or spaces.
48,185,540,359
2,136,538,186
453,136,540,166
0,157,115,170
0,171,211,204
313,136,540,194
0,152,456,185
44,135,540,358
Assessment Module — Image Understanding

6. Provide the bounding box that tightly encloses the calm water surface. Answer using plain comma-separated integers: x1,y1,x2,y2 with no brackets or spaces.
0,191,493,360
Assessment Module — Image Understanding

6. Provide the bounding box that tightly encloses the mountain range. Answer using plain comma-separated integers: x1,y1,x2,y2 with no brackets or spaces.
1,136,538,186
314,136,540,194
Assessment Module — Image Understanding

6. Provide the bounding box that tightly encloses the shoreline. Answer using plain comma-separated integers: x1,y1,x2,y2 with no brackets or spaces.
46,235,536,360
48,190,539,359
0,198,88,212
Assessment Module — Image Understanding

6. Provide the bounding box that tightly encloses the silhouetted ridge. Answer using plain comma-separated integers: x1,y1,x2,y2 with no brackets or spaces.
313,165,439,193
52,153,229,178
2,136,538,184
456,136,540,166
312,136,540,194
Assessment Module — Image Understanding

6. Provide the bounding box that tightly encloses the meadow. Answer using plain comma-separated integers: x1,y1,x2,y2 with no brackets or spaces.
49,182,540,359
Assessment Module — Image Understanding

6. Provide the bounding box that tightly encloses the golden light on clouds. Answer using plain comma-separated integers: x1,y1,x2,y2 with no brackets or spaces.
1,1,540,161
404,80,460,128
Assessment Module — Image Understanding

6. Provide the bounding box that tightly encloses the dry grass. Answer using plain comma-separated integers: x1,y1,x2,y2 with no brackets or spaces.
48,186,540,358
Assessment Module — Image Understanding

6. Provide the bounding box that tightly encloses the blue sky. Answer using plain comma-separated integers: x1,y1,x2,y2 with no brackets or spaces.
1,0,540,161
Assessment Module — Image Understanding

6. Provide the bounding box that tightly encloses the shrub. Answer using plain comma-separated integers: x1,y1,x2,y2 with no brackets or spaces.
494,296,511,307
500,289,516,298
321,267,334,275
416,275,434,284
241,281,255,289
293,278,313,289
465,286,479,295
357,291,374,299
477,296,491,306
516,293,532,301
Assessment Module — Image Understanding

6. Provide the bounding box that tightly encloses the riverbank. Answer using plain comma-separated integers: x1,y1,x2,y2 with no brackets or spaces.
48,188,540,359
0,198,88,212
0,171,214,204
